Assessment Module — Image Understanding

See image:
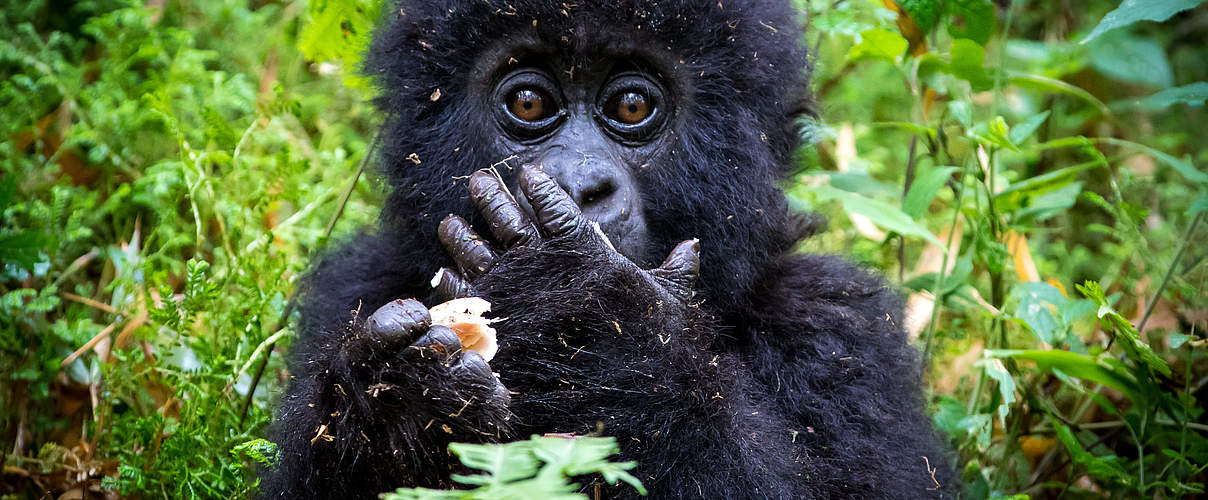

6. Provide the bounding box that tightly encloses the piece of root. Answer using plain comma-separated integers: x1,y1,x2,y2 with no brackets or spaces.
429,297,499,362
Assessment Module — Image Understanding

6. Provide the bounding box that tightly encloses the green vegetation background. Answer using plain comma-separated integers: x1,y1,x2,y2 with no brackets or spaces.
2,0,1206,498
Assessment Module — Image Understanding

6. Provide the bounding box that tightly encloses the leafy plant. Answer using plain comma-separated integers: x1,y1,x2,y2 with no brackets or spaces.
382,436,646,500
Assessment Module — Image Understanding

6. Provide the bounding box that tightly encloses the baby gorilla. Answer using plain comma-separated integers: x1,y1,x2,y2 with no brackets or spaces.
261,0,954,498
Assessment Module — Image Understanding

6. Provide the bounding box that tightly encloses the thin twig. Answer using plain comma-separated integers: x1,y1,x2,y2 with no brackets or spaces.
1138,211,1203,333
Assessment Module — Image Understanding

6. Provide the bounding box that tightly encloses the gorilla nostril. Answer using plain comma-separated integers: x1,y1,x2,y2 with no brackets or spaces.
579,180,617,206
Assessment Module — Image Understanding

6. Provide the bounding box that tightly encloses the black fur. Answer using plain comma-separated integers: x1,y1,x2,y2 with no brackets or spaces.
262,0,953,498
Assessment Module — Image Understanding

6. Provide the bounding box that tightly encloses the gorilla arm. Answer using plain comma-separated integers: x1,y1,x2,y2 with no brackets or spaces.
745,253,955,498
435,166,809,498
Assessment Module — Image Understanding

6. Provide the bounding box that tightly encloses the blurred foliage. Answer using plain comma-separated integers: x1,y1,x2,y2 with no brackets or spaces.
1,0,1206,498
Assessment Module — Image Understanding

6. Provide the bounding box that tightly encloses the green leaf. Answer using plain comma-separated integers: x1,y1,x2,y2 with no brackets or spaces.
1089,33,1174,88
1096,137,1208,185
903,166,958,218
949,38,995,91
994,162,1099,214
899,0,943,33
1169,333,1191,349
986,349,1144,403
1051,418,1133,486
0,231,49,272
944,0,996,44
1009,281,1066,345
1189,194,1208,214
976,357,1017,425
231,439,279,468
447,440,541,486
1009,110,1050,145
532,437,647,495
1082,0,1204,44
1133,82,1208,110
970,116,1019,151
849,29,909,62
1008,72,1111,116
814,186,943,246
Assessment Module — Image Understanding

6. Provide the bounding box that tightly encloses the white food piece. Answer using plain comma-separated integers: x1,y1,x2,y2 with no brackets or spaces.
429,297,499,362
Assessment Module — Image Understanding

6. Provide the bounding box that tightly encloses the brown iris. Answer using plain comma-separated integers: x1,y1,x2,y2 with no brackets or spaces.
606,91,651,124
507,88,554,122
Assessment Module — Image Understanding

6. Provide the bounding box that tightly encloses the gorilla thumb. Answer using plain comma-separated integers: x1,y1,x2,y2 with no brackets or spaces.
651,239,700,301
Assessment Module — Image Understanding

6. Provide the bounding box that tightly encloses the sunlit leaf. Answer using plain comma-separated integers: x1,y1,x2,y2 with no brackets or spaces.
1082,0,1204,44
850,28,909,62
814,186,943,246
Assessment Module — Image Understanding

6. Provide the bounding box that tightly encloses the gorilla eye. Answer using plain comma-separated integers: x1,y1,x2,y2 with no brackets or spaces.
507,88,556,123
494,69,564,141
596,72,668,144
605,92,651,125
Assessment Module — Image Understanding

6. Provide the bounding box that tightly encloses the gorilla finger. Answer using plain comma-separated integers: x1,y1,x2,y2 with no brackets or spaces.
410,325,462,360
438,214,496,278
367,299,432,343
518,164,584,237
433,268,473,301
450,350,495,382
650,239,700,300
469,170,538,248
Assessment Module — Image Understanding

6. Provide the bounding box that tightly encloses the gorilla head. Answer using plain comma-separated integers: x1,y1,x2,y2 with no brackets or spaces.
365,0,815,310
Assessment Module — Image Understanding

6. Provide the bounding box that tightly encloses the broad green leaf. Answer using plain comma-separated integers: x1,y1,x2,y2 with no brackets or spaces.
899,0,942,33
532,437,646,495
849,29,909,62
945,0,996,44
1082,0,1204,44
903,166,958,218
1009,110,1051,146
1009,281,1066,345
448,440,540,486
1133,82,1208,110
814,186,943,246
1089,33,1174,88
829,172,900,198
987,349,1144,403
1169,333,1191,349
950,38,994,90
949,100,973,128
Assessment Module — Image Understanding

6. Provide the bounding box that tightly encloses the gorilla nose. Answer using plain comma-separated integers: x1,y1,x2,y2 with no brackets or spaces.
565,174,618,209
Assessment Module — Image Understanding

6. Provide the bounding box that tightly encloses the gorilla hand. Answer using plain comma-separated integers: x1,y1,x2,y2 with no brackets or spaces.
434,164,699,308
338,298,509,435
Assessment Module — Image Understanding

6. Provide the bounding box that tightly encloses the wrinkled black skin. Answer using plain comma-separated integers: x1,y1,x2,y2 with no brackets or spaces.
262,1,954,498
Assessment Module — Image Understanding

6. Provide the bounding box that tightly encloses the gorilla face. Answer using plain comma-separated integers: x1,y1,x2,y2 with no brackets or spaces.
478,48,681,263
367,1,813,309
